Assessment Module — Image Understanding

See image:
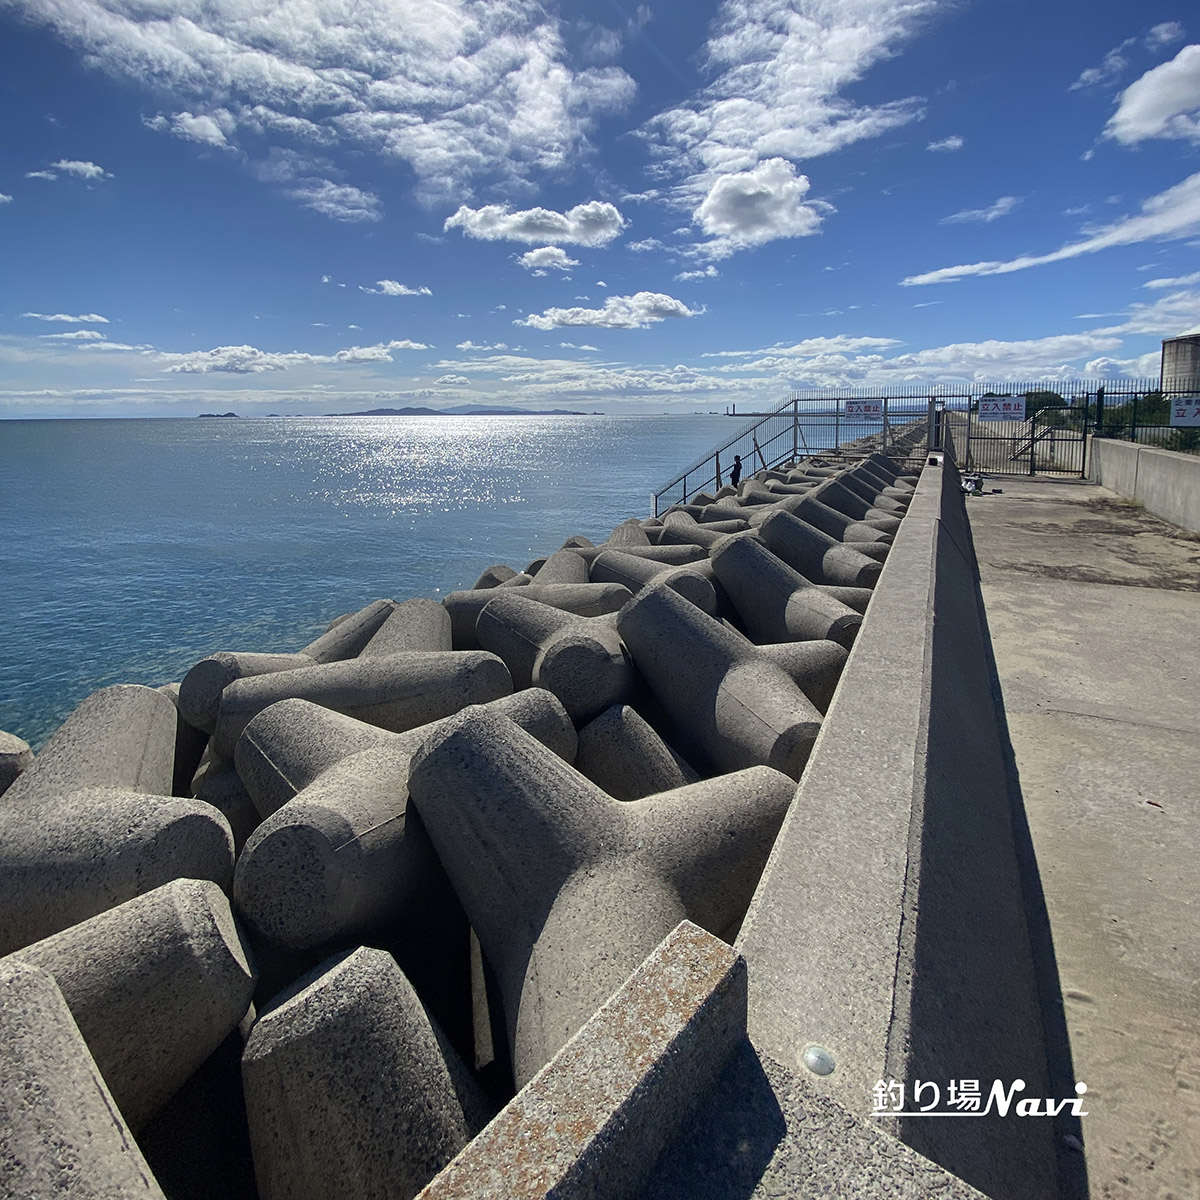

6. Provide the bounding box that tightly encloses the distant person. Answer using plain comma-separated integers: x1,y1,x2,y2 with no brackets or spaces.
729,454,743,487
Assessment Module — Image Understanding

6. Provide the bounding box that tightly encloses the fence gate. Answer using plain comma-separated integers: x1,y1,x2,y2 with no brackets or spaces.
957,404,1089,477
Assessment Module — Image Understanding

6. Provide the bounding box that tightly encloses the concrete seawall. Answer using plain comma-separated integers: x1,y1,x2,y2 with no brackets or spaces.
0,450,1063,1200
1088,436,1200,532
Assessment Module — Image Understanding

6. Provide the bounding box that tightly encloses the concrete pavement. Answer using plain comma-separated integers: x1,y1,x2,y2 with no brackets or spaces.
967,476,1200,1200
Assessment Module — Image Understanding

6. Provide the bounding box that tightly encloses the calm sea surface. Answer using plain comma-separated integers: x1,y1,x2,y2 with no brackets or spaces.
1,414,732,748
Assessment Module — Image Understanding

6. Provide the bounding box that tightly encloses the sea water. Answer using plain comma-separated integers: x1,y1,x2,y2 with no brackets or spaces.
1,414,731,747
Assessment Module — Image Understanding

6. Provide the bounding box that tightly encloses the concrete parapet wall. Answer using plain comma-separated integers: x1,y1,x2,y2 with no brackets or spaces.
1089,437,1200,532
736,461,1059,1200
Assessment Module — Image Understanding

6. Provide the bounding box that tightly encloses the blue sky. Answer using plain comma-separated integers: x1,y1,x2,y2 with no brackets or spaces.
2,0,1199,417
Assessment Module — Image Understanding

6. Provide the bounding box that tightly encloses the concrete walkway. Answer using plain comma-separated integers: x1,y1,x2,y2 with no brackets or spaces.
967,476,1200,1200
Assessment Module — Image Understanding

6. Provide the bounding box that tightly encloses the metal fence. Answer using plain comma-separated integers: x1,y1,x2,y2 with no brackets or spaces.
651,378,1200,512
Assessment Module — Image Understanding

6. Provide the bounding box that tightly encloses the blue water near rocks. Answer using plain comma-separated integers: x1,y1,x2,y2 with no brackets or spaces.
1,414,732,748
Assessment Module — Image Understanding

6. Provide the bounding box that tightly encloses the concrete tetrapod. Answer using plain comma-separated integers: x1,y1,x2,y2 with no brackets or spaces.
233,691,577,950
237,690,577,821
590,548,717,614
0,960,167,1200
711,534,863,648
754,639,850,713
443,582,631,649
812,479,904,531
0,787,234,955
574,703,698,801
359,597,453,657
528,549,590,585
7,879,256,1130
0,730,33,796
757,509,883,588
778,492,894,544
177,652,317,735
408,710,792,1089
243,947,491,1200
616,583,824,779
210,650,512,758
406,709,795,1085
298,597,396,662
836,469,910,512
2,684,176,809
191,756,260,848
475,591,634,723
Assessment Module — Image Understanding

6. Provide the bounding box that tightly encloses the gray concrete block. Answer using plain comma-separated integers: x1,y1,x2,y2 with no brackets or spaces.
837,469,909,512
472,564,518,588
0,959,167,1199
156,683,210,798
758,509,883,587
234,691,577,949
191,757,260,850
529,549,590,584
9,879,256,1130
810,479,904,531
236,690,576,820
711,535,862,647
0,787,235,955
178,652,317,735
574,703,698,801
609,517,652,546
0,729,33,797
417,921,746,1200
779,492,894,543
2,685,176,809
407,709,793,1084
497,572,534,587
559,535,594,549
1132,444,1200,533
299,597,396,662
211,650,512,758
755,639,849,712
591,548,717,614
584,541,711,566
820,584,874,613
360,597,453,657
616,583,823,779
443,582,632,649
476,591,633,723
243,946,490,1200
736,464,1058,1200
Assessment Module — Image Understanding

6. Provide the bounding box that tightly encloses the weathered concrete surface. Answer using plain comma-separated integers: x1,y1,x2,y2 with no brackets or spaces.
969,476,1200,1200
1089,437,1200,533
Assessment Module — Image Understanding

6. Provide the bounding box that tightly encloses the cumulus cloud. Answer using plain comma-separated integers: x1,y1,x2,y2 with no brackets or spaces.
940,196,1021,224
676,266,720,281
627,237,665,253
1105,43,1200,145
25,159,111,181
518,246,580,273
516,291,701,330
640,0,937,201
144,110,233,148
13,0,635,206
559,342,599,350
693,159,828,257
25,170,57,180
926,135,963,152
902,171,1200,284
360,280,433,296
22,312,109,323
159,339,429,374
0,193,12,203
456,340,508,351
444,201,626,246
435,374,470,385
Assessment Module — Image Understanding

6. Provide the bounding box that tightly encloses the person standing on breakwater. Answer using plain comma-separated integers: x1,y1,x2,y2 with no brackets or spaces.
729,455,743,487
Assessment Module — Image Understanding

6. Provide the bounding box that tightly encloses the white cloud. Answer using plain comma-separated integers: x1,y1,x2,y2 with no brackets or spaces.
289,178,382,223
26,159,113,182
39,329,107,341
902,172,1200,284
0,193,12,204
444,201,626,246
14,1,634,206
436,374,470,385
641,0,937,201
516,291,701,330
360,280,433,296
518,247,580,273
627,237,665,253
1070,43,1132,91
25,170,57,181
595,280,608,287
144,110,233,148
693,158,828,257
456,340,508,351
1105,43,1200,145
1143,270,1200,288
676,266,720,281
926,135,964,152
1147,23,1186,50
159,339,429,374
22,312,109,323
702,335,902,360
559,342,599,351
940,195,1021,224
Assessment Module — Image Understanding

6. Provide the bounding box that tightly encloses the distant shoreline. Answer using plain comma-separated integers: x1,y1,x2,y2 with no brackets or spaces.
199,406,594,418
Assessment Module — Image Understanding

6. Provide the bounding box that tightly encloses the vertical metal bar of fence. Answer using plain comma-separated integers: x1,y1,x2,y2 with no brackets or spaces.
882,397,890,455
1094,385,1105,434
792,399,799,461
1131,394,1139,444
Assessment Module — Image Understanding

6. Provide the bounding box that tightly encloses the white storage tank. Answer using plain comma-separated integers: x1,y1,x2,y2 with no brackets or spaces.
1161,334,1200,393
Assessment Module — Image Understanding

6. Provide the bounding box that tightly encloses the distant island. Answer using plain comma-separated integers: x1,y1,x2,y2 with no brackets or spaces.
196,406,592,418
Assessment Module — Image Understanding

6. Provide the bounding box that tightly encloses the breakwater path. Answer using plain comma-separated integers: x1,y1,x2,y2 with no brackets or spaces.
969,476,1200,1200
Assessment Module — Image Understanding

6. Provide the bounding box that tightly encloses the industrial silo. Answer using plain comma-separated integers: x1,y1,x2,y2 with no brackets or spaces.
1161,334,1200,393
